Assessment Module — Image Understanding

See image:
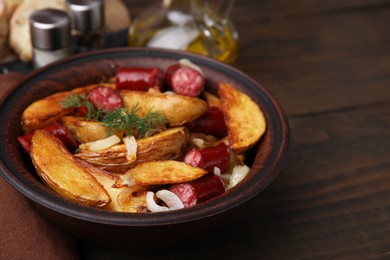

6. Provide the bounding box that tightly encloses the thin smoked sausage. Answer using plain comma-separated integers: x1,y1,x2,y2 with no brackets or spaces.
18,122,79,153
116,68,164,91
183,142,231,173
186,106,228,138
88,86,123,111
169,175,226,207
165,64,204,97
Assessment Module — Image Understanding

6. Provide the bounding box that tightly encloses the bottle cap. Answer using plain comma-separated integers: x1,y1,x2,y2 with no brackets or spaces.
30,9,71,50
66,0,104,31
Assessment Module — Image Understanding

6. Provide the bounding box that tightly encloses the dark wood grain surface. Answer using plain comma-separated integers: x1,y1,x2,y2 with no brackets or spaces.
2,0,389,259
76,0,390,259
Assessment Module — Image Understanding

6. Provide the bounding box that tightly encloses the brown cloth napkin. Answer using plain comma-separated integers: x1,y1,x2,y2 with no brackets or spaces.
0,73,79,260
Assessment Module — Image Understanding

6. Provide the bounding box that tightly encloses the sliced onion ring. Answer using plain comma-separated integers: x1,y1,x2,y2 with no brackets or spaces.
156,190,184,210
146,190,184,212
146,191,169,212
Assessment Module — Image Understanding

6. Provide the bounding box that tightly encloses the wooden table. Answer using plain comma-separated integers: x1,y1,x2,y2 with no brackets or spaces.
80,0,389,258
3,0,390,258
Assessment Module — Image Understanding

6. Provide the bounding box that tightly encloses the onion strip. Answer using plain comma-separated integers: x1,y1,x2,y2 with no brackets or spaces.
146,190,184,212
227,165,250,189
179,58,205,76
79,135,121,151
146,192,169,212
156,190,184,210
123,135,137,162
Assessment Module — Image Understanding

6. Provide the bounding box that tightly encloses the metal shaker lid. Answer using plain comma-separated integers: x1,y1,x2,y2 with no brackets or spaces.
30,9,71,50
66,0,104,31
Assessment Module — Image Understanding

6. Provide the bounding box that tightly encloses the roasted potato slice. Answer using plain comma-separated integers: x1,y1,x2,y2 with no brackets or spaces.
120,160,207,186
115,186,149,213
120,90,208,126
78,160,120,209
79,159,149,212
75,127,189,173
76,142,132,173
203,91,221,108
61,116,111,143
21,83,115,133
30,130,111,207
219,83,266,153
21,92,73,133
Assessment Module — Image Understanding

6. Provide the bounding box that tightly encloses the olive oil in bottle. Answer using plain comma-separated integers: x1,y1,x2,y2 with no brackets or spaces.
128,0,238,64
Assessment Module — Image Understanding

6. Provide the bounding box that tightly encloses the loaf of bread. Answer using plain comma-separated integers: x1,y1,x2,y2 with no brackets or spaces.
9,0,65,61
0,0,7,59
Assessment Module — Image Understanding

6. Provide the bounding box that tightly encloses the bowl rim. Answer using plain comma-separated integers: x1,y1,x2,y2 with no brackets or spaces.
0,47,289,226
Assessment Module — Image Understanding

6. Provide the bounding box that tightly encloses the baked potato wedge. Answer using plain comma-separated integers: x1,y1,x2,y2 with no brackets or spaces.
115,186,149,213
21,91,73,133
78,159,149,212
30,130,111,207
120,90,208,126
119,160,207,186
77,160,120,210
21,83,115,133
61,116,111,143
203,91,221,108
75,127,189,173
219,83,266,153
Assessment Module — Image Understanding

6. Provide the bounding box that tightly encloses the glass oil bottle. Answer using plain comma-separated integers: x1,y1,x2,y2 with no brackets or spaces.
128,0,238,64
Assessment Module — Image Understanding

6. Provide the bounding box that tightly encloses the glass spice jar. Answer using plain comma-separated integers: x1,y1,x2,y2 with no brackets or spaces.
66,0,105,53
30,8,73,68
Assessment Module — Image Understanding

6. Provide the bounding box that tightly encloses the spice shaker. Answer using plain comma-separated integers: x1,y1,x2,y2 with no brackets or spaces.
66,0,105,53
30,9,72,68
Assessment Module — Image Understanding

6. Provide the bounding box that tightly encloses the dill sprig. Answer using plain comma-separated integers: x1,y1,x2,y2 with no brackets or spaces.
102,104,167,138
60,93,104,121
60,93,86,109
60,93,167,138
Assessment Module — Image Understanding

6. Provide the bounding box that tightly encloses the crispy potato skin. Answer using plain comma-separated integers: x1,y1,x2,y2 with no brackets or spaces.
124,160,207,186
21,92,73,133
219,83,266,153
120,90,208,126
61,116,110,143
30,130,111,207
21,83,115,133
75,127,189,173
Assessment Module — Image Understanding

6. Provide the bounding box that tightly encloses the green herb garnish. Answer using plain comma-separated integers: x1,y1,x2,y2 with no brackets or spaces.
102,105,167,138
60,93,167,138
60,93,104,121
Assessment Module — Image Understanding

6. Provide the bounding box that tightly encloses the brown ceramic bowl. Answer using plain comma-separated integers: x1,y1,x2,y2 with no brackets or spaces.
0,48,289,248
